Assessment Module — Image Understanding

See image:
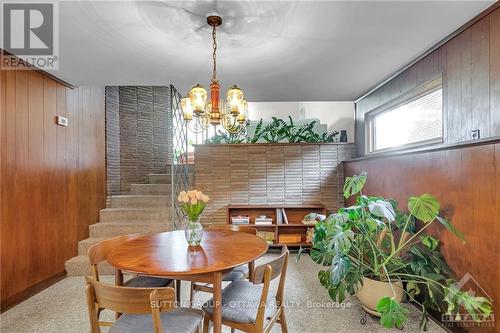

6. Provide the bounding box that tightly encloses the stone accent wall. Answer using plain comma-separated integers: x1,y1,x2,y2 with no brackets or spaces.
105,86,172,194
105,86,121,195
194,143,356,224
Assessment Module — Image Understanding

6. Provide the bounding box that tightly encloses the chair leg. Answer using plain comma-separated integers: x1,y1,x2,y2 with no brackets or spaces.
203,317,210,333
189,281,195,308
175,280,181,304
230,328,235,333
279,308,288,333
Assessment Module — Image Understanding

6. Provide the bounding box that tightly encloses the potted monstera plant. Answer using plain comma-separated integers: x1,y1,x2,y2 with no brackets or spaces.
304,172,492,330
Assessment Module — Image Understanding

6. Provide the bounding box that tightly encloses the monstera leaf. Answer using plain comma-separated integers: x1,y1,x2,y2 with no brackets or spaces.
343,172,367,198
421,235,439,250
324,212,349,227
310,240,334,266
318,269,331,287
376,297,409,329
328,226,354,253
368,199,396,222
365,217,385,231
330,254,351,284
406,281,421,298
408,194,440,222
437,216,465,242
444,282,493,321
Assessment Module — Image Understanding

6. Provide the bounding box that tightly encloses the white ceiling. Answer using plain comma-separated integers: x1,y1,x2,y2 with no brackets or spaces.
51,0,494,101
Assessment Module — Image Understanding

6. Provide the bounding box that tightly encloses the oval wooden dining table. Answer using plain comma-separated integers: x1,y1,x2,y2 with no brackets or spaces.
107,229,269,333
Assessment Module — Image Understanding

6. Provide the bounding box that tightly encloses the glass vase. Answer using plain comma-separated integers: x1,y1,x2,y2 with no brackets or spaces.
184,216,204,246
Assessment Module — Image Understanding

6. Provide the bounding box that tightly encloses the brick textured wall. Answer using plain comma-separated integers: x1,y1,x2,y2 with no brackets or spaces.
194,143,356,224
105,86,171,195
105,86,120,195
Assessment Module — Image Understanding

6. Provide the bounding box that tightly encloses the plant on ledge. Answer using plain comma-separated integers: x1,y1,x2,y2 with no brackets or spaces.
205,116,340,144
304,172,492,330
205,129,246,144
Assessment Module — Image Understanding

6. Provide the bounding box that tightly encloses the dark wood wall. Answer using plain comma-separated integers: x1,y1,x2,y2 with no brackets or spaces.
343,140,500,332
355,6,500,156
0,68,106,309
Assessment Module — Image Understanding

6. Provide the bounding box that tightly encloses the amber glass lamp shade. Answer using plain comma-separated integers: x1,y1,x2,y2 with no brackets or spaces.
227,85,244,116
240,99,248,113
237,113,246,124
189,84,207,116
237,99,248,124
181,96,193,121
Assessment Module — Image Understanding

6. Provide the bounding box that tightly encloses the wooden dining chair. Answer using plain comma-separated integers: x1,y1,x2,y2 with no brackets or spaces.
85,276,204,333
88,234,173,288
189,225,258,306
201,245,289,333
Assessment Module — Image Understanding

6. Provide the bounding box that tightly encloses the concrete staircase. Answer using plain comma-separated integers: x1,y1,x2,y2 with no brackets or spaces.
65,173,174,276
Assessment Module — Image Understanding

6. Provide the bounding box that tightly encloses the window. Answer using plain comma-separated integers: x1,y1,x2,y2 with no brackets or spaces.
366,78,443,153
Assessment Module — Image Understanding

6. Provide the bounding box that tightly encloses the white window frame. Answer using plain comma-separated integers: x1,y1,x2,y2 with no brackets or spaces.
365,76,443,154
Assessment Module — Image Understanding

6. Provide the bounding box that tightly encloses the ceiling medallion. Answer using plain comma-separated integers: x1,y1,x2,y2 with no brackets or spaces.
180,15,248,135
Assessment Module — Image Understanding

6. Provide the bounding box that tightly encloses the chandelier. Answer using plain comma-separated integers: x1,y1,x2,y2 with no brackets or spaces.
180,15,248,135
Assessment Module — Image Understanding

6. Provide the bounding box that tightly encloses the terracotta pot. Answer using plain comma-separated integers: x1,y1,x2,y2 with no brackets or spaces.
356,277,404,316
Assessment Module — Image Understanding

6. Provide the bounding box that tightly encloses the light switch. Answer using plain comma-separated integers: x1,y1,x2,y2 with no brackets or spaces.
56,116,68,127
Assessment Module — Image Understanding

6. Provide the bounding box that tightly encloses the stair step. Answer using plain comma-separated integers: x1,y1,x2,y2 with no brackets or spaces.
78,237,110,255
108,195,170,208
89,221,173,238
100,208,171,222
130,184,171,195
148,174,171,184
65,255,115,276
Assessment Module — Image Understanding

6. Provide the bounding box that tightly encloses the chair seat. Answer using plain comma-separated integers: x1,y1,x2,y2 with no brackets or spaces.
202,280,276,324
124,276,173,288
223,264,249,281
109,308,203,333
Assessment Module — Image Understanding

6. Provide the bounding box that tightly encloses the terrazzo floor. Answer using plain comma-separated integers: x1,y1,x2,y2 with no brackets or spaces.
0,254,445,333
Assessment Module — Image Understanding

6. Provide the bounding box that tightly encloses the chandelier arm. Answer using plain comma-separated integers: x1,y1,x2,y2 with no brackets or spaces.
187,117,208,134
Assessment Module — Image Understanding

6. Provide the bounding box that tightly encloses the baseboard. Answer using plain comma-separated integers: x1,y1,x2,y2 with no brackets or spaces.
1,271,66,313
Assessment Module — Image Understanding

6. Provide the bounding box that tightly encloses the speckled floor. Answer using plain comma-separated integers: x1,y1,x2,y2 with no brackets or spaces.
0,254,445,333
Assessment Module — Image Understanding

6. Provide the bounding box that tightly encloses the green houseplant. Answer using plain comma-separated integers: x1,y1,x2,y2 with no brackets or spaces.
305,172,492,330
205,116,340,144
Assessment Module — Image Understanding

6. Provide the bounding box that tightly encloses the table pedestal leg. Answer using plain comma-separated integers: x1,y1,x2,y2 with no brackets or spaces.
115,270,124,319
115,269,124,286
213,271,223,333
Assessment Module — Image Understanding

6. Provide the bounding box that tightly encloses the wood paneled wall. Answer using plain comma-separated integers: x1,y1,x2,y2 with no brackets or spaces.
355,6,500,156
343,140,500,332
0,69,106,309
194,143,355,224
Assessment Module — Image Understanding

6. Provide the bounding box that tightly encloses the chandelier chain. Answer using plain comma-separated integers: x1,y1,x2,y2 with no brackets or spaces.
212,25,217,81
